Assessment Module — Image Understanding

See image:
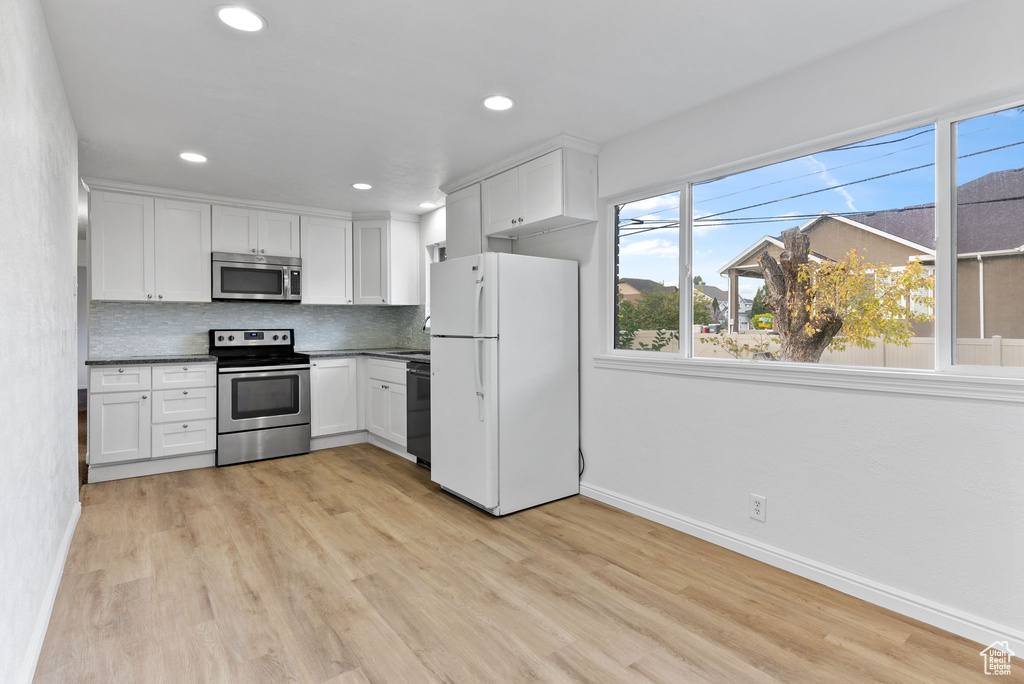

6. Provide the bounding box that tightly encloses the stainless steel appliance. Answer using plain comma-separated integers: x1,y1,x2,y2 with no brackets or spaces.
406,361,431,468
212,252,302,302
211,329,310,466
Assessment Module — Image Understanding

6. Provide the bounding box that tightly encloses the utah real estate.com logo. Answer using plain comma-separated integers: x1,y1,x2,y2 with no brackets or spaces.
980,641,1015,676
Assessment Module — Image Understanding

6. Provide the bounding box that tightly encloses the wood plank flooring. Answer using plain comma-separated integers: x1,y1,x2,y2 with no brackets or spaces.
35,444,1013,683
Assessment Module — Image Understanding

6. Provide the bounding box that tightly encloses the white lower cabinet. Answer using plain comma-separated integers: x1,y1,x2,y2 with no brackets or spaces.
88,363,217,473
310,358,359,436
152,420,216,459
365,359,407,447
89,391,151,464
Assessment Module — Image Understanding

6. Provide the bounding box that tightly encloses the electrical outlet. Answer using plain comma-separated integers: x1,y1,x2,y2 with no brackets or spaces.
749,494,766,522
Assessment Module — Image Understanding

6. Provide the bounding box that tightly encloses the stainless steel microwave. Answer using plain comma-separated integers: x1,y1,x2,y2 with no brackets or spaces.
212,252,302,302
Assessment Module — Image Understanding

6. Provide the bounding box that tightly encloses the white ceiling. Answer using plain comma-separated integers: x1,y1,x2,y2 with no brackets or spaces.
41,0,971,215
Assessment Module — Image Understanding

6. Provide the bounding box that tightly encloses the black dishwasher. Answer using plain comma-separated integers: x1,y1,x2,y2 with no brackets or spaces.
406,362,431,468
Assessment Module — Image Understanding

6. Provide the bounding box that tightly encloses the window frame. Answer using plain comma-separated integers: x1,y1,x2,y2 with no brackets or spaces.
599,93,1024,396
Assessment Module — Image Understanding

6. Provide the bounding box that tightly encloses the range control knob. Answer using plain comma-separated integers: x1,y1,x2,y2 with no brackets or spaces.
273,335,279,341
228,335,235,341
282,334,289,341
218,335,224,342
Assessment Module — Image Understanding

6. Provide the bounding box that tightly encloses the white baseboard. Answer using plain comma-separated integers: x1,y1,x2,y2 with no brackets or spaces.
88,452,216,483
366,434,415,462
18,501,81,684
581,483,1023,652
311,430,369,451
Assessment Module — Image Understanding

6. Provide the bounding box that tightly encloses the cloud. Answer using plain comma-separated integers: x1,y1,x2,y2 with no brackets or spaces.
806,155,857,211
619,238,678,258
621,194,679,216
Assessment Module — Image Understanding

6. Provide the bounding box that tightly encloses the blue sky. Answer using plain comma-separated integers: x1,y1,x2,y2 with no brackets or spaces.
617,106,1024,299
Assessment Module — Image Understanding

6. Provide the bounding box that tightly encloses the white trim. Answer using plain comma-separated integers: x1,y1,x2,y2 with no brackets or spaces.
83,179,355,221
593,353,1024,403
716,235,785,275
440,134,601,195
87,451,215,483
18,501,81,684
580,483,1023,652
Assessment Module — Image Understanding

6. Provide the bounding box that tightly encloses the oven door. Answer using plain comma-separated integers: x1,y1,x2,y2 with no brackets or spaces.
218,366,310,433
213,260,295,301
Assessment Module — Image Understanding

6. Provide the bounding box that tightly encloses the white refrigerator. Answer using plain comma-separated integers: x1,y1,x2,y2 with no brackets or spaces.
430,252,579,515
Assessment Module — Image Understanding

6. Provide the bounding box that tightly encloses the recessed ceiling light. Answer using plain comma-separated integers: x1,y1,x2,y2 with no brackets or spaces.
419,202,437,209
483,95,515,111
217,6,266,32
352,183,372,190
179,152,208,163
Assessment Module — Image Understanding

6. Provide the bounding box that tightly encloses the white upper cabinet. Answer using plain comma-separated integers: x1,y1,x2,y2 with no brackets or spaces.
481,148,597,238
301,215,353,305
91,191,210,303
211,205,258,254
258,211,301,257
212,205,299,257
353,217,420,305
154,199,211,302
445,183,483,259
90,191,154,301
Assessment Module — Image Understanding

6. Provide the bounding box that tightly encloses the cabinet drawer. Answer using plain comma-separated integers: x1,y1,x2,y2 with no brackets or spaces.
152,419,216,459
152,364,216,390
90,366,152,393
152,387,217,423
366,359,407,385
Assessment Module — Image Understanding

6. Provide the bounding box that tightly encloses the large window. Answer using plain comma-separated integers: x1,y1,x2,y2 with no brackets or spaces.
691,124,936,368
614,191,680,352
610,101,1024,378
954,105,1024,367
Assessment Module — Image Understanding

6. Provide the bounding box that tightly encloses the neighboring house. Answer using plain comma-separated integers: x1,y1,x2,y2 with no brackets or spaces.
699,284,751,329
617,278,678,302
716,168,1024,338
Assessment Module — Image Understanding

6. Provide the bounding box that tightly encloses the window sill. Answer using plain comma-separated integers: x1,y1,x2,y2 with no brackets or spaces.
592,353,1024,404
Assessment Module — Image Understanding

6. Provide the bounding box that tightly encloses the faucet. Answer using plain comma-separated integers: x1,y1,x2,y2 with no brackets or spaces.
422,315,430,333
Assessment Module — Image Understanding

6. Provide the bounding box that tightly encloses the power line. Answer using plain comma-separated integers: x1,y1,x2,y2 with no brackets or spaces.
831,128,932,150
694,139,1024,223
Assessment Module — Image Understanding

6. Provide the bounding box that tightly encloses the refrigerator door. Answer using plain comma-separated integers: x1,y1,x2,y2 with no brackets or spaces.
430,253,498,337
430,337,499,510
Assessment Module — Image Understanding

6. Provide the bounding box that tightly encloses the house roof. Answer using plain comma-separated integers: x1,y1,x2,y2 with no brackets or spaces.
850,168,1024,253
618,278,679,293
699,285,729,302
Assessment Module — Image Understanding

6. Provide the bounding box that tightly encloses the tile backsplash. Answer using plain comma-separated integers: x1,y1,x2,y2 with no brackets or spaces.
89,301,431,357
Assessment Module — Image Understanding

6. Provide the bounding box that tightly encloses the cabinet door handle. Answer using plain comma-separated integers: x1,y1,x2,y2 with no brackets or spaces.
183,424,188,428
510,219,515,225
313,363,317,367
147,294,153,299
183,367,188,371
158,294,164,299
382,298,386,303
183,391,188,395
251,248,256,253
142,395,148,400
118,368,124,373
261,249,265,254
518,217,524,223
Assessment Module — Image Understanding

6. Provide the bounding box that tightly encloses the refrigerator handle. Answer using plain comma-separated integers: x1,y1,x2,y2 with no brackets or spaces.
474,276,484,336
474,338,485,422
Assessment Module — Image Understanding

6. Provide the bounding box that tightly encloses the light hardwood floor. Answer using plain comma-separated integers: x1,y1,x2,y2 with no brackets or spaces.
35,444,1014,683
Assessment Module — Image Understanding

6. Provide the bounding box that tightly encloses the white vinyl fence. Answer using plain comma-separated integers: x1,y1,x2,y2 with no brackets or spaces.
628,330,1024,368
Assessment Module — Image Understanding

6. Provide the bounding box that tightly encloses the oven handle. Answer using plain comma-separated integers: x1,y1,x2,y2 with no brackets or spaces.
218,364,311,373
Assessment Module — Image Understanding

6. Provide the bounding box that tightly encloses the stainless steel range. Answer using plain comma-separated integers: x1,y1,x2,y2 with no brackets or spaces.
210,328,311,466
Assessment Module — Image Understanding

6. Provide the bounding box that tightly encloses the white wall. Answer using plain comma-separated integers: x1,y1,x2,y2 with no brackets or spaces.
0,0,81,681
419,205,446,310
520,0,1024,650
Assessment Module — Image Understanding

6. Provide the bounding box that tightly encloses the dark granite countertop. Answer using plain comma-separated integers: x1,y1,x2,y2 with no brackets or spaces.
86,354,218,367
305,349,430,363
88,350,429,367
